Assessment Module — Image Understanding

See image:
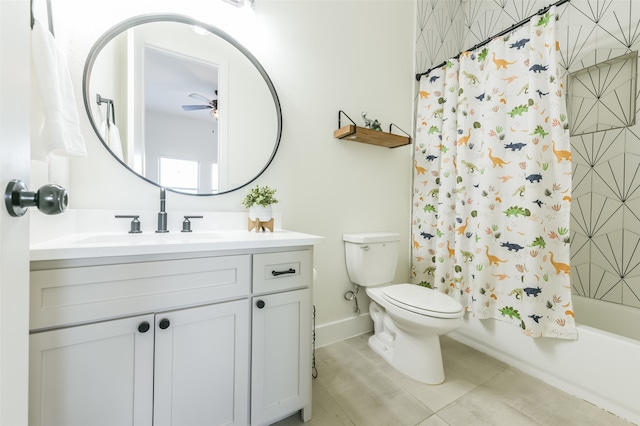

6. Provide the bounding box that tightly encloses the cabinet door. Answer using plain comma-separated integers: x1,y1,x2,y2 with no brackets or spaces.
153,299,250,426
251,288,311,426
29,315,155,426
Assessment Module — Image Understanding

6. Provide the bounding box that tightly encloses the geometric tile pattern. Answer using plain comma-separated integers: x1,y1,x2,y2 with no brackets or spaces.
571,130,640,308
568,52,637,135
415,0,640,309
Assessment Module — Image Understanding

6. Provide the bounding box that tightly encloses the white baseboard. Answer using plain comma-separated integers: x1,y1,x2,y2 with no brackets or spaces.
315,313,372,348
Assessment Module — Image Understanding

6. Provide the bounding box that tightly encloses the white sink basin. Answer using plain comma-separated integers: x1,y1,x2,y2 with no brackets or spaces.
74,232,223,245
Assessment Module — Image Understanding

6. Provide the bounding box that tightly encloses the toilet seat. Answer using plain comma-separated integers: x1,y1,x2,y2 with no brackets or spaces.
380,284,464,319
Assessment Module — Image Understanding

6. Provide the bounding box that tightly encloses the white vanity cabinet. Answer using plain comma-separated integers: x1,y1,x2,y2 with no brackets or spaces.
28,240,318,426
29,253,251,426
29,300,249,426
251,251,313,426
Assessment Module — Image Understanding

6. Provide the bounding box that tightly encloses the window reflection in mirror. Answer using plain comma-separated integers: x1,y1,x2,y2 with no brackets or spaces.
159,157,199,194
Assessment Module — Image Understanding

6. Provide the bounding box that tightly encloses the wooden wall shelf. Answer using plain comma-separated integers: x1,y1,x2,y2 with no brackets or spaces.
334,125,411,148
333,111,411,148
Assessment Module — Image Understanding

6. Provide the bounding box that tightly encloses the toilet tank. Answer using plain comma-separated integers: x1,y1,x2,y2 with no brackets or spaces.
343,232,400,286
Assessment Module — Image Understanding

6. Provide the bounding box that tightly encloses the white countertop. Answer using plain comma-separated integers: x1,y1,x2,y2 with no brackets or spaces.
31,230,324,261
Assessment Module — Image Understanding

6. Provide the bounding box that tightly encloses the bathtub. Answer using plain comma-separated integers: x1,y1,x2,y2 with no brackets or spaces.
450,301,640,424
572,294,640,341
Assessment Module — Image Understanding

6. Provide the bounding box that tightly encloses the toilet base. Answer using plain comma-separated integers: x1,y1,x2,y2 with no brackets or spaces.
368,331,445,385
367,299,448,384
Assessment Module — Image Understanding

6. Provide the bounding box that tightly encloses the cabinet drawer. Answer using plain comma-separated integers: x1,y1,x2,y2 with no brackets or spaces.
30,255,251,330
252,250,312,294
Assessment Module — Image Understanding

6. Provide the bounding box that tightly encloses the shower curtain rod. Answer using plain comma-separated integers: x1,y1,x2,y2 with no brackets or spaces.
415,0,571,81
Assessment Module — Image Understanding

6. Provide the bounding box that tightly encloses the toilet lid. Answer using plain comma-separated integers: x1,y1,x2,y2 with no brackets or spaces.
381,284,464,318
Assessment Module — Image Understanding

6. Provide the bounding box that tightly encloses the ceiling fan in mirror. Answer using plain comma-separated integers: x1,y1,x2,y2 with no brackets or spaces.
182,91,218,119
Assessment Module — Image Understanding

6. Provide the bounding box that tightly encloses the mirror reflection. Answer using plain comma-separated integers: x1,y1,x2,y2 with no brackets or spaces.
83,15,281,195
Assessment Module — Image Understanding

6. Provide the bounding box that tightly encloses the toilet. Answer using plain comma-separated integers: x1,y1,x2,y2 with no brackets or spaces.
343,232,464,384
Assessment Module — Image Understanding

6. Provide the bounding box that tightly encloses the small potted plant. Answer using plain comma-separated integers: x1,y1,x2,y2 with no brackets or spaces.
242,185,279,222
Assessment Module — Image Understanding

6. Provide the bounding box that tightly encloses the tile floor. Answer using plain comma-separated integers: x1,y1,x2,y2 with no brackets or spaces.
276,333,635,426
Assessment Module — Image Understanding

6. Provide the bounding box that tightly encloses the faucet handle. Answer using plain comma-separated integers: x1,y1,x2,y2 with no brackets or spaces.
115,215,142,233
182,215,203,232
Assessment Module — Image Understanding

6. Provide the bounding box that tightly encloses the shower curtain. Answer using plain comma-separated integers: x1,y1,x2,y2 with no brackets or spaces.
412,7,577,339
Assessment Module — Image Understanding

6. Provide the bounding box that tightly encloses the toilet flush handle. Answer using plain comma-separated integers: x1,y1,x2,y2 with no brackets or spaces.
360,245,370,251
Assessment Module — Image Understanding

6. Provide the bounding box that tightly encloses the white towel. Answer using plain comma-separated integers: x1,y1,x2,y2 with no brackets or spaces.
31,19,87,158
100,120,123,160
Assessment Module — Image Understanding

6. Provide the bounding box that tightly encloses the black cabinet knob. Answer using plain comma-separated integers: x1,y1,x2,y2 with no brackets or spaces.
137,321,150,333
159,318,171,329
256,300,265,309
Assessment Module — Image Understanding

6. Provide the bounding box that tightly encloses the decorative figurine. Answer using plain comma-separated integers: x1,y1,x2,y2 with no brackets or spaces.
362,112,382,131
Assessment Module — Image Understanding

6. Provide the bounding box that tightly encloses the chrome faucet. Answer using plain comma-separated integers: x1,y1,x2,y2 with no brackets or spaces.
156,187,169,233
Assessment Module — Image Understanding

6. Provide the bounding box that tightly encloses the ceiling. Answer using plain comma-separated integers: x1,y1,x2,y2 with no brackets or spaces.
143,46,218,121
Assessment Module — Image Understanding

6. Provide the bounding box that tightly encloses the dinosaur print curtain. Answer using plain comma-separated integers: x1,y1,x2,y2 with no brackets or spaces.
411,7,577,339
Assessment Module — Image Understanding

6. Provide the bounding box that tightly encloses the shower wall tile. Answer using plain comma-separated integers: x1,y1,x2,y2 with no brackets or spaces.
574,192,623,237
568,52,637,135
570,166,590,199
625,280,640,308
570,261,590,295
593,1,640,48
587,258,623,303
570,231,590,264
415,0,640,309
415,0,466,78
625,128,640,155
465,8,504,47
624,198,640,230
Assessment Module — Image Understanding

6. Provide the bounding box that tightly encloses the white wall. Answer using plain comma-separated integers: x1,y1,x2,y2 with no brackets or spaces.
42,0,415,345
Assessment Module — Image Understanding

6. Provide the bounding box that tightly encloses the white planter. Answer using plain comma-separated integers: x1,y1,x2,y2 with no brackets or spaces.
248,205,273,222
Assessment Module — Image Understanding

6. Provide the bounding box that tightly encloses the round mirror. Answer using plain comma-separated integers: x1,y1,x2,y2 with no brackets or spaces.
83,14,281,195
